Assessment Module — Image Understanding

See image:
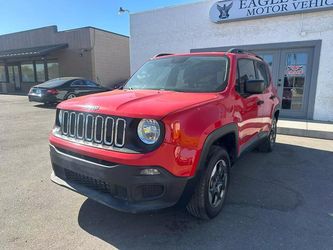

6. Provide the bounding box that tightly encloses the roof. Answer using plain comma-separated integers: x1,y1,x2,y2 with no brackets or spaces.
0,43,68,59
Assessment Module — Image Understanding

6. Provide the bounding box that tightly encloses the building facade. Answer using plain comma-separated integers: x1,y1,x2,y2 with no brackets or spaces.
130,0,333,121
0,26,130,94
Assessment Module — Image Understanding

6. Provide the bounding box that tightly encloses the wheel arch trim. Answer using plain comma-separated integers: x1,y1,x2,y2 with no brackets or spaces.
196,123,238,175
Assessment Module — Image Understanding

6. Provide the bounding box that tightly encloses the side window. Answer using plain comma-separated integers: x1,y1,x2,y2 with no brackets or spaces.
256,61,269,88
71,80,85,87
237,59,256,94
85,80,98,87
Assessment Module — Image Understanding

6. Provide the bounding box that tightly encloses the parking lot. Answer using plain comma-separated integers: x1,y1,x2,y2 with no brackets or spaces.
0,94,333,250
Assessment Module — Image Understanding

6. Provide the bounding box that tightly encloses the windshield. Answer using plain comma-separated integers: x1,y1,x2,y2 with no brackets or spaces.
125,56,229,92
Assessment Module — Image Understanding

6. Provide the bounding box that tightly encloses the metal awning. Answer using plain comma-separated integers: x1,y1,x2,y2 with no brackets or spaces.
0,43,68,59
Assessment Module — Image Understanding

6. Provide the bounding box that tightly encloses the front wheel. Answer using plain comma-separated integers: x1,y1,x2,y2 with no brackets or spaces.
186,146,230,219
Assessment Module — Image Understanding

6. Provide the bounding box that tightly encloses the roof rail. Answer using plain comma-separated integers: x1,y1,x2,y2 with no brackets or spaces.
227,48,263,60
153,53,174,58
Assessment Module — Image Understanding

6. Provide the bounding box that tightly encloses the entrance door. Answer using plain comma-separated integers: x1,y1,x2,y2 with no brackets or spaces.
255,48,313,119
278,49,313,118
8,65,21,90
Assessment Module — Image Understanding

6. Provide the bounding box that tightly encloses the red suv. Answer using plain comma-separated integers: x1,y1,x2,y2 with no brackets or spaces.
50,49,280,219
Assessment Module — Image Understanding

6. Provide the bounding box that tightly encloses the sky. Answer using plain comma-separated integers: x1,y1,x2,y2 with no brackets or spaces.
0,0,200,36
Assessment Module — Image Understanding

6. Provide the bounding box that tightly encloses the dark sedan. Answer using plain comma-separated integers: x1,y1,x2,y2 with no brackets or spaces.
28,77,110,104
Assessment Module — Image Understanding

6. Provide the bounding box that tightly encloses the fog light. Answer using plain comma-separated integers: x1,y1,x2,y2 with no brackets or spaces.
140,168,160,176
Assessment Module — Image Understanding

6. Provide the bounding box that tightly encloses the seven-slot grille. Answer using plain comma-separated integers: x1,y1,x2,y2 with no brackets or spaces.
59,110,127,148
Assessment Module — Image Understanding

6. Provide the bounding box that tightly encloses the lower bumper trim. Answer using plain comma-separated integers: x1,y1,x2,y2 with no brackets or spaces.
50,145,189,213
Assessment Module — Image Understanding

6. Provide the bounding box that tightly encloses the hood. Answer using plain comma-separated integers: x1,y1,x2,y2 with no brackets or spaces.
57,89,219,119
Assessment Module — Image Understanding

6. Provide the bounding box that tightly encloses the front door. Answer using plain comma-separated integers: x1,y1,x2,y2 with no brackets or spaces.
278,49,313,118
255,48,313,119
8,65,21,90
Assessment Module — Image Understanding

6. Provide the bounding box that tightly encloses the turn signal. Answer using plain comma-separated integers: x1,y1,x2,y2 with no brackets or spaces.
171,122,181,141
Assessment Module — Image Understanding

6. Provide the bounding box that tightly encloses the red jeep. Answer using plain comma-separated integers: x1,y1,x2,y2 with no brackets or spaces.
50,49,280,219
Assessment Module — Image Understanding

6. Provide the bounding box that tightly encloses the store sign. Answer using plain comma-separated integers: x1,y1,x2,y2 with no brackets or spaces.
209,0,333,23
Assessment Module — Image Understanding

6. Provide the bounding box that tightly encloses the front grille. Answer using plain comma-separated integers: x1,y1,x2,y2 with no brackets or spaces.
59,110,127,148
65,169,128,200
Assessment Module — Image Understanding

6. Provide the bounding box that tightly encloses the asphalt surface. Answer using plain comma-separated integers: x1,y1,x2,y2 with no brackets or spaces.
0,95,333,250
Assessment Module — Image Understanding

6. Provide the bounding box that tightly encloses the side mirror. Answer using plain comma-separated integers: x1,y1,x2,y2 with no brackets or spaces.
245,80,265,94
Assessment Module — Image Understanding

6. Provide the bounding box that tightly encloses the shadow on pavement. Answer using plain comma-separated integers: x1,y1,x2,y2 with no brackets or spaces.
77,143,333,249
33,103,57,109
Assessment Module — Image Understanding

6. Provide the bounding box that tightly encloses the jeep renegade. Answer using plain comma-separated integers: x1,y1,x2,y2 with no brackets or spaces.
50,49,280,219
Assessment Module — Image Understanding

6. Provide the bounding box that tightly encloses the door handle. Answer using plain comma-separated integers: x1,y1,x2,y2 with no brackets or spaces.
257,100,265,105
270,95,276,100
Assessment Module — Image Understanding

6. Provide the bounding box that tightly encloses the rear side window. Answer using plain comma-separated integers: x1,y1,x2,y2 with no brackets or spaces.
237,59,256,93
71,80,86,86
85,80,98,87
256,61,269,88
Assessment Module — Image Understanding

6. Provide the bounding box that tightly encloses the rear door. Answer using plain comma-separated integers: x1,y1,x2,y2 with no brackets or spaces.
85,80,107,94
236,58,263,152
70,79,90,96
255,60,275,134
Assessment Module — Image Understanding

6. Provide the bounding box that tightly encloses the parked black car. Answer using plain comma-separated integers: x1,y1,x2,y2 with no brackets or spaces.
28,77,110,104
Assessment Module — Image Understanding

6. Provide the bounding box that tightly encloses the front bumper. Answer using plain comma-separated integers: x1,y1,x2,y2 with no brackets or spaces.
50,144,189,213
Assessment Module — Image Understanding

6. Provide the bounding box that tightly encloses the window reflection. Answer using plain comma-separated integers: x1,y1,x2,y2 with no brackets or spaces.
282,53,307,111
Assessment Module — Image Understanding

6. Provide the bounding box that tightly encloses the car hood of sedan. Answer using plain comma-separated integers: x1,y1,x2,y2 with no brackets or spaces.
57,89,219,119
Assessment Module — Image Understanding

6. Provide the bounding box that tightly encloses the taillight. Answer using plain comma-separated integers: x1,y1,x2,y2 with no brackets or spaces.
47,89,58,95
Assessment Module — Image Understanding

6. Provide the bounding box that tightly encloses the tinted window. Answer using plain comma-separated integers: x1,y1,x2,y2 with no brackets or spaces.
37,79,67,88
125,56,229,93
71,80,86,86
47,62,59,80
21,62,35,82
256,61,269,87
0,64,6,82
36,62,45,82
85,80,98,87
237,59,256,93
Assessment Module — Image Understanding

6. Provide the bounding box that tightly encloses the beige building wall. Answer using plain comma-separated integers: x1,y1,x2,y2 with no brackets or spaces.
0,26,130,93
91,29,130,88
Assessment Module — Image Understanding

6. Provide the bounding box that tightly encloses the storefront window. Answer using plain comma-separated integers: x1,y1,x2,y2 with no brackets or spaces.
0,64,6,82
21,62,35,82
35,62,45,82
47,62,59,80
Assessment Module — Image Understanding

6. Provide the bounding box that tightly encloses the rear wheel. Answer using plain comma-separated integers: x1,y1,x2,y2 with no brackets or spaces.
186,146,230,219
258,117,277,152
65,93,76,100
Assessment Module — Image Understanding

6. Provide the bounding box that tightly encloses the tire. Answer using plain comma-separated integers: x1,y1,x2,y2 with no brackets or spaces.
186,146,230,219
258,117,277,152
65,93,76,100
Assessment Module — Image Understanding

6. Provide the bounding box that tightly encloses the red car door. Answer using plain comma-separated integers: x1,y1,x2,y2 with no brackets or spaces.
255,60,277,135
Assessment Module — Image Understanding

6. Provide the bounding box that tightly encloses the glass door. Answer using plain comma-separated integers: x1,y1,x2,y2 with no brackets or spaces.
278,48,313,118
8,64,21,90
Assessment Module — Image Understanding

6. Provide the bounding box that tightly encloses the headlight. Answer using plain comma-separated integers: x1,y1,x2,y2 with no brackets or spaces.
137,119,161,144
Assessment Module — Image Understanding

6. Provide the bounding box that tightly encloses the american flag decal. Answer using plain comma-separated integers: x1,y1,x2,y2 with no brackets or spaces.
287,65,304,75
